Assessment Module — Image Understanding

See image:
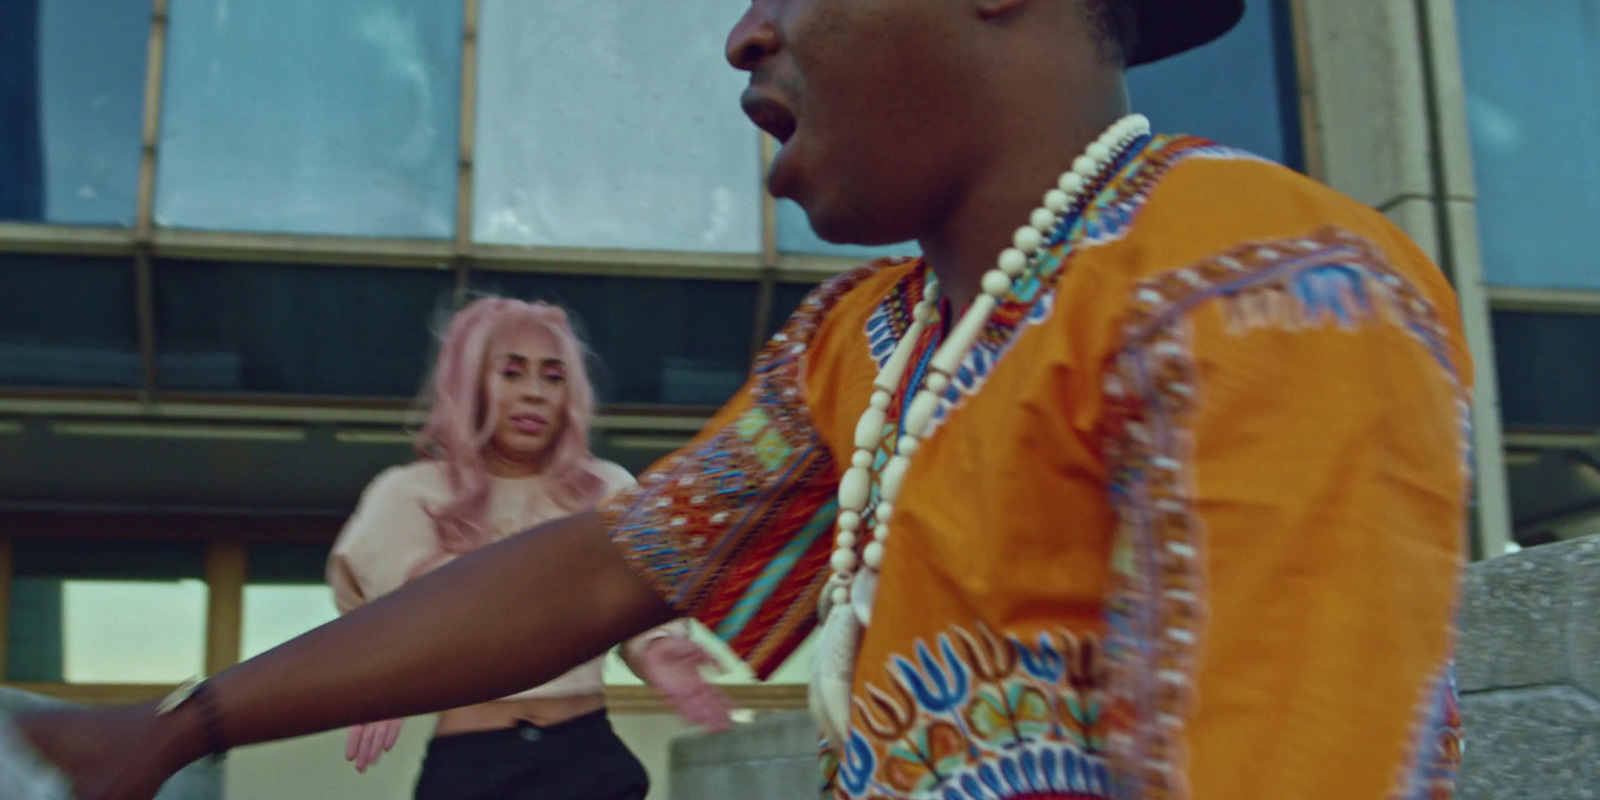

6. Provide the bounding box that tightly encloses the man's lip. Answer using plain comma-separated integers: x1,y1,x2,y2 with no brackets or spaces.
740,88,798,144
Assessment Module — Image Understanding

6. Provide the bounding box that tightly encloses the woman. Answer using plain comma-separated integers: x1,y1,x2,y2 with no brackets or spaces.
326,296,731,800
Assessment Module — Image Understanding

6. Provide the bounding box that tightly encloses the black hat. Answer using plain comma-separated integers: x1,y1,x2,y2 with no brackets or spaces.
1128,0,1247,66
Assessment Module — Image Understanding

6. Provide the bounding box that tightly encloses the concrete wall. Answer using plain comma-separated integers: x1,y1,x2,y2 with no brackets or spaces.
1457,534,1600,799
671,536,1600,799
0,686,222,800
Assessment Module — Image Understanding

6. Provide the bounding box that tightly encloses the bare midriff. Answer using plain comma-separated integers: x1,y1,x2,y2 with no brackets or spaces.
432,693,607,736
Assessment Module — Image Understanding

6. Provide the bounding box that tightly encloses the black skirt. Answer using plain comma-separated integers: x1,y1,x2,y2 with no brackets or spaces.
413,710,650,800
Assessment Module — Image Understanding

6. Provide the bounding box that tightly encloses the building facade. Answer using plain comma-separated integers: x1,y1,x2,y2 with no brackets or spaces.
0,0,1592,797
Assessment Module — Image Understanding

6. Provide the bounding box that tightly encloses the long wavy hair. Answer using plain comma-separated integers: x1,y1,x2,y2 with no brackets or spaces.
415,296,604,554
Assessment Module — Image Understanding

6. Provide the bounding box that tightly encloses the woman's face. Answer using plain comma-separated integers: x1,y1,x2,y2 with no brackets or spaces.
481,328,569,471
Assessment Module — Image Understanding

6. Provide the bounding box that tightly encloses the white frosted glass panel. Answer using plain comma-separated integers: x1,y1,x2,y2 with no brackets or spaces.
62,580,207,683
155,0,462,237
1459,0,1600,289
474,0,760,253
242,584,339,660
777,199,920,258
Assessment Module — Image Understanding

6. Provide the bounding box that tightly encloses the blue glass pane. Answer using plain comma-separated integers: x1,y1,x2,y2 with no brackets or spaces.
0,0,147,226
0,253,139,388
470,271,757,406
1494,311,1600,428
777,199,920,258
1459,0,1600,289
473,0,760,253
153,260,455,396
155,0,462,238
1127,0,1300,167
777,0,1298,255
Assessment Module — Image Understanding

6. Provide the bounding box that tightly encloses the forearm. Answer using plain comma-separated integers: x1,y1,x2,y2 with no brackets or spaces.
169,511,673,762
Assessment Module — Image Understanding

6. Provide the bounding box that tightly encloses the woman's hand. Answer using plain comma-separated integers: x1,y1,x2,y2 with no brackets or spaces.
343,719,404,773
629,637,735,732
13,704,191,800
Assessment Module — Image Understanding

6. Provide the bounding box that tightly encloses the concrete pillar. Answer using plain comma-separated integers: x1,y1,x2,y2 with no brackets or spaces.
1294,0,1511,559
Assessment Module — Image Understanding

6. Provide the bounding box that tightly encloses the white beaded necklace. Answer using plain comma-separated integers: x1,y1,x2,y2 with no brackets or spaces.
808,114,1152,746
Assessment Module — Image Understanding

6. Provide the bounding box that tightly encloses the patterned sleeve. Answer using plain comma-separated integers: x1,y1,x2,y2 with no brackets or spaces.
1098,228,1469,800
601,263,884,678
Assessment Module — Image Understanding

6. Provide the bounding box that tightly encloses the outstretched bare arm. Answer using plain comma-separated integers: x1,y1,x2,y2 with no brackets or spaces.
17,510,674,799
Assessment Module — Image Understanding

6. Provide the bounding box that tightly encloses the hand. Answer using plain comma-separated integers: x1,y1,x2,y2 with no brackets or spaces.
343,719,403,773
630,637,735,732
13,704,186,800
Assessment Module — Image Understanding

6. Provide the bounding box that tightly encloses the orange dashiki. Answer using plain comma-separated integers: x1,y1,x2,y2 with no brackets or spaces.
603,136,1469,800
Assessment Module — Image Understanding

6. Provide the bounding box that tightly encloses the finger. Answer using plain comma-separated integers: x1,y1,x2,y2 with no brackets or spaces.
355,726,379,768
382,719,403,751
345,726,364,762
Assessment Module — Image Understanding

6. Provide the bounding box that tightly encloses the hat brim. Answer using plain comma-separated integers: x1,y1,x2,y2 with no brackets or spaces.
1128,0,1247,66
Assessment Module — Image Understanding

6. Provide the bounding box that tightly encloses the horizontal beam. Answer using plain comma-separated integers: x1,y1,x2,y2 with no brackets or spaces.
1488,286,1600,315
0,394,713,431
0,221,861,282
0,509,345,543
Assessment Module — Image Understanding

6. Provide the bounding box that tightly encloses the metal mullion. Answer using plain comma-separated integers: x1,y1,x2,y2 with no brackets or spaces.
134,0,171,399
1488,287,1600,315
453,0,481,305
0,224,136,257
203,540,247,675
1286,0,1325,183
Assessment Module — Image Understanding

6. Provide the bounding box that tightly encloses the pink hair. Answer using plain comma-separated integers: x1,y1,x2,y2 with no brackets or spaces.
415,296,605,554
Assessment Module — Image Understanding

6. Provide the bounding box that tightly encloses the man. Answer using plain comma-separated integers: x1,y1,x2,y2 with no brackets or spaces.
18,1,1467,798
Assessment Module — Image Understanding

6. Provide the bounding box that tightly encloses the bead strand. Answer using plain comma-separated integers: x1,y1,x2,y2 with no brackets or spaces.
823,114,1149,613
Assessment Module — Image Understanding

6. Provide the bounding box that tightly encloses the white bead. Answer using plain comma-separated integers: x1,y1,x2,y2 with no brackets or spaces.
1030,207,1057,232
916,304,940,325
1013,225,1043,254
830,547,858,573
851,449,872,471
923,281,940,301
997,248,1028,277
853,407,886,451
869,390,891,410
926,371,950,395
872,523,891,542
896,435,919,456
839,466,871,511
930,295,997,375
1058,172,1085,194
831,586,849,605
1072,155,1098,177
981,269,1012,298
1087,141,1112,163
880,456,911,501
835,531,856,550
903,390,941,438
862,541,886,569
838,510,861,532
874,502,894,524
1043,189,1070,213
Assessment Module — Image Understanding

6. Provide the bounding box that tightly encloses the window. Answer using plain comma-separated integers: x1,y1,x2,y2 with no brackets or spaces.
5,539,208,684
1128,0,1303,168
153,259,455,396
155,0,464,237
473,0,759,253
0,254,140,388
1458,0,1600,289
0,0,148,226
242,542,338,661
472,271,758,406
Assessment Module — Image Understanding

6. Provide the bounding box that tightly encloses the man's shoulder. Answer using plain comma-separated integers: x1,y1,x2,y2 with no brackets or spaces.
1101,135,1447,295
